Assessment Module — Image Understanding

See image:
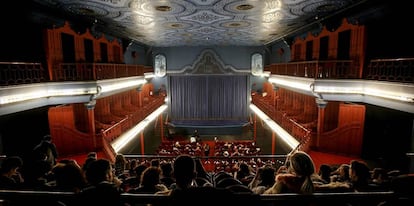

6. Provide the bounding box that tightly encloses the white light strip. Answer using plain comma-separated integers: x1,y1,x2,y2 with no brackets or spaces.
314,83,414,103
112,104,168,153
268,76,312,92
100,79,146,93
0,86,97,105
364,88,414,102
269,77,414,103
250,104,299,149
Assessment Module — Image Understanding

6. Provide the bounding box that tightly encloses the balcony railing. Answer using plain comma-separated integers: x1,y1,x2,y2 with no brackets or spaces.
265,60,358,79
1,58,413,87
265,58,414,83
0,62,153,86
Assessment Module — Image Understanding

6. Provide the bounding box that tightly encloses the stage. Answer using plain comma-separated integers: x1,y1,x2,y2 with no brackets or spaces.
166,120,251,137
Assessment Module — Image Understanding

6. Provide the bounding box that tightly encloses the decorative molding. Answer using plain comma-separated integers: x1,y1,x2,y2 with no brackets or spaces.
171,49,249,75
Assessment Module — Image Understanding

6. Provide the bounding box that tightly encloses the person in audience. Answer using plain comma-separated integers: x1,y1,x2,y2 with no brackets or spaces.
127,158,138,177
156,154,236,206
330,163,351,183
319,164,333,184
249,165,276,194
77,158,124,206
370,167,391,189
233,162,255,186
264,151,316,194
203,143,210,157
0,156,24,189
160,161,175,189
22,157,53,191
348,159,374,191
121,163,148,192
194,158,210,181
32,134,58,167
82,152,97,172
128,166,168,194
150,158,160,168
49,159,87,193
114,153,128,179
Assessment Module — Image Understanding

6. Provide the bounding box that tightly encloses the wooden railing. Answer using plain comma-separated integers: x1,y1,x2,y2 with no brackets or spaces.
1,58,413,87
54,63,152,81
101,96,165,143
0,62,45,86
265,58,414,83
251,95,314,149
365,58,414,83
265,60,359,79
0,62,153,86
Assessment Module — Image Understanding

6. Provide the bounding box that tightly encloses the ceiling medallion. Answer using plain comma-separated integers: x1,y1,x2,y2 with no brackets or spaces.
155,5,171,12
170,23,182,28
236,4,254,11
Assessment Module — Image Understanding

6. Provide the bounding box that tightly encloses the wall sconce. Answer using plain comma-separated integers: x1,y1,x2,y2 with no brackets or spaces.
154,54,166,77
251,53,263,76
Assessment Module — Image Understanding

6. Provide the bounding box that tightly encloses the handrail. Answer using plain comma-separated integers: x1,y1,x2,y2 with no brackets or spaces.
0,189,397,205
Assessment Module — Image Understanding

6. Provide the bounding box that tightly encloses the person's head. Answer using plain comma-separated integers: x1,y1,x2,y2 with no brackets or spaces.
87,152,97,159
286,151,315,194
140,166,162,187
43,134,52,142
52,161,86,191
172,154,196,188
0,156,23,175
84,158,113,185
150,159,160,167
349,160,370,186
160,161,173,177
287,151,315,177
318,164,332,182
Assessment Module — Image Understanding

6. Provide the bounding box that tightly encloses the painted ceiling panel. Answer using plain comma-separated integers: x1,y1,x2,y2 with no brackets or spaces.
31,0,377,47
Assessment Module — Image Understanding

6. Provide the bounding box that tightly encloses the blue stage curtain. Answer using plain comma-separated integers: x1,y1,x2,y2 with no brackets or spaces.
169,75,248,121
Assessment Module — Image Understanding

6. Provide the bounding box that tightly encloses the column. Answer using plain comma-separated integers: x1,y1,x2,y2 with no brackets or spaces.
85,100,97,148
315,98,328,148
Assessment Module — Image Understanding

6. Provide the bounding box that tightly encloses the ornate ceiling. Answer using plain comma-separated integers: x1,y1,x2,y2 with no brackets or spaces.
31,0,377,47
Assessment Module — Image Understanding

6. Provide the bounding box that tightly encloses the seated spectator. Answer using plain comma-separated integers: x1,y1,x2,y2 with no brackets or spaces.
0,156,24,189
160,161,175,189
233,162,255,186
156,154,237,206
349,159,377,192
49,159,86,193
264,151,316,194
128,166,168,194
330,164,351,183
121,163,148,192
249,165,276,194
77,158,124,206
317,164,333,184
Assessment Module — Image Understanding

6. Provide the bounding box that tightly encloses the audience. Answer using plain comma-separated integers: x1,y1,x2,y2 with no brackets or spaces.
0,139,412,206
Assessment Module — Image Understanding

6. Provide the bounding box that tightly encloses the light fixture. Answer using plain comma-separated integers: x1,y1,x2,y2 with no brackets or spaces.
112,104,168,152
250,104,300,149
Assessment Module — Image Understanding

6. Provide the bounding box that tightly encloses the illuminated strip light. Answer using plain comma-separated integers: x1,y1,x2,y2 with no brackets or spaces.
144,72,155,79
268,76,312,92
364,88,414,102
0,87,96,105
314,85,414,103
100,79,147,93
250,104,299,149
112,104,168,153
